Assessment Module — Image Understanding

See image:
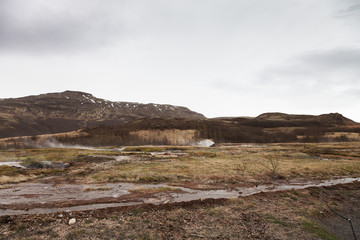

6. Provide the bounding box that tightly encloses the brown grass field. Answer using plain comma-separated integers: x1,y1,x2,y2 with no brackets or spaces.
0,142,360,239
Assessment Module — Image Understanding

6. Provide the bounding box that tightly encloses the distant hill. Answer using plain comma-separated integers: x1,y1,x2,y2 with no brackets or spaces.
0,91,205,138
49,112,360,147
1,92,359,148
255,112,357,125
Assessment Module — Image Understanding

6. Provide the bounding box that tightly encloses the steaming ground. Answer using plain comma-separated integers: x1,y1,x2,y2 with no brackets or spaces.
30,137,215,150
35,138,116,151
195,139,215,147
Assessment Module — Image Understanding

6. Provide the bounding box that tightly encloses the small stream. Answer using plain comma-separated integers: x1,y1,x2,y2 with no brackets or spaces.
0,177,359,216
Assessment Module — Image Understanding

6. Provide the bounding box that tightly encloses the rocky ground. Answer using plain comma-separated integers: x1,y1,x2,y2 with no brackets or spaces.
1,143,360,239
1,182,359,240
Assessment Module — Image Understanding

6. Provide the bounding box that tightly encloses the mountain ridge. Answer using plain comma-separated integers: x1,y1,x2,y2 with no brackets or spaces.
255,112,357,125
1,91,359,142
0,90,205,138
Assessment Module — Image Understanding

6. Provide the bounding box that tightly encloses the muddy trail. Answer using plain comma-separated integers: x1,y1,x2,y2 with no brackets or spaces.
1,177,359,217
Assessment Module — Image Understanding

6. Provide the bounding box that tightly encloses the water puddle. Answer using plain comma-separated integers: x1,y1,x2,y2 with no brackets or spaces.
0,162,25,168
237,177,360,196
0,177,359,216
0,202,140,216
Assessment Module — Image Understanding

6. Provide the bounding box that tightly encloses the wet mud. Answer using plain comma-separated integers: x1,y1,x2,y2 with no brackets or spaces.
0,177,359,216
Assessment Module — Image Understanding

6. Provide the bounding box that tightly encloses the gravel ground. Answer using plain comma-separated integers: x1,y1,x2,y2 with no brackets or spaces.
1,182,359,239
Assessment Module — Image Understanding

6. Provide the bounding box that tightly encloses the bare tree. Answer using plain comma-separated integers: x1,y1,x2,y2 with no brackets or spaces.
262,155,281,178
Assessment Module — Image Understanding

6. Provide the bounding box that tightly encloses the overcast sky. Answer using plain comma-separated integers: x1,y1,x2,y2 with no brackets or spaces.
0,0,359,121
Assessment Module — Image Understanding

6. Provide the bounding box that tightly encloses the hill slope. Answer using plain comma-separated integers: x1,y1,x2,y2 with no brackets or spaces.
1,112,359,149
53,113,360,147
255,112,357,125
0,91,205,138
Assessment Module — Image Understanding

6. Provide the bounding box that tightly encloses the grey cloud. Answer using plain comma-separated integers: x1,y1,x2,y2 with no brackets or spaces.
0,0,126,53
209,47,360,99
0,0,229,52
0,0,319,53
258,47,360,86
336,4,360,18
299,48,360,69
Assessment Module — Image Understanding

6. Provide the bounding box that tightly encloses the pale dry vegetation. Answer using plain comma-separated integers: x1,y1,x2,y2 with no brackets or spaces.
83,143,360,185
1,143,360,239
0,143,359,186
0,174,33,184
129,129,198,145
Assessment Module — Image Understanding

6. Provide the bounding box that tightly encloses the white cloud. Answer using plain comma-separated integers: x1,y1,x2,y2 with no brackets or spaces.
0,0,359,122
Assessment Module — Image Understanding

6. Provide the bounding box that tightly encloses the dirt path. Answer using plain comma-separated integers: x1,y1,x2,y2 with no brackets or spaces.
1,177,359,217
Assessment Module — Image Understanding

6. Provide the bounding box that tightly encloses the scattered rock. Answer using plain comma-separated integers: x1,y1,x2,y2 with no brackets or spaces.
25,162,44,169
0,215,11,224
50,162,70,169
68,218,76,225
25,161,71,169
58,214,64,218
190,233,205,238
